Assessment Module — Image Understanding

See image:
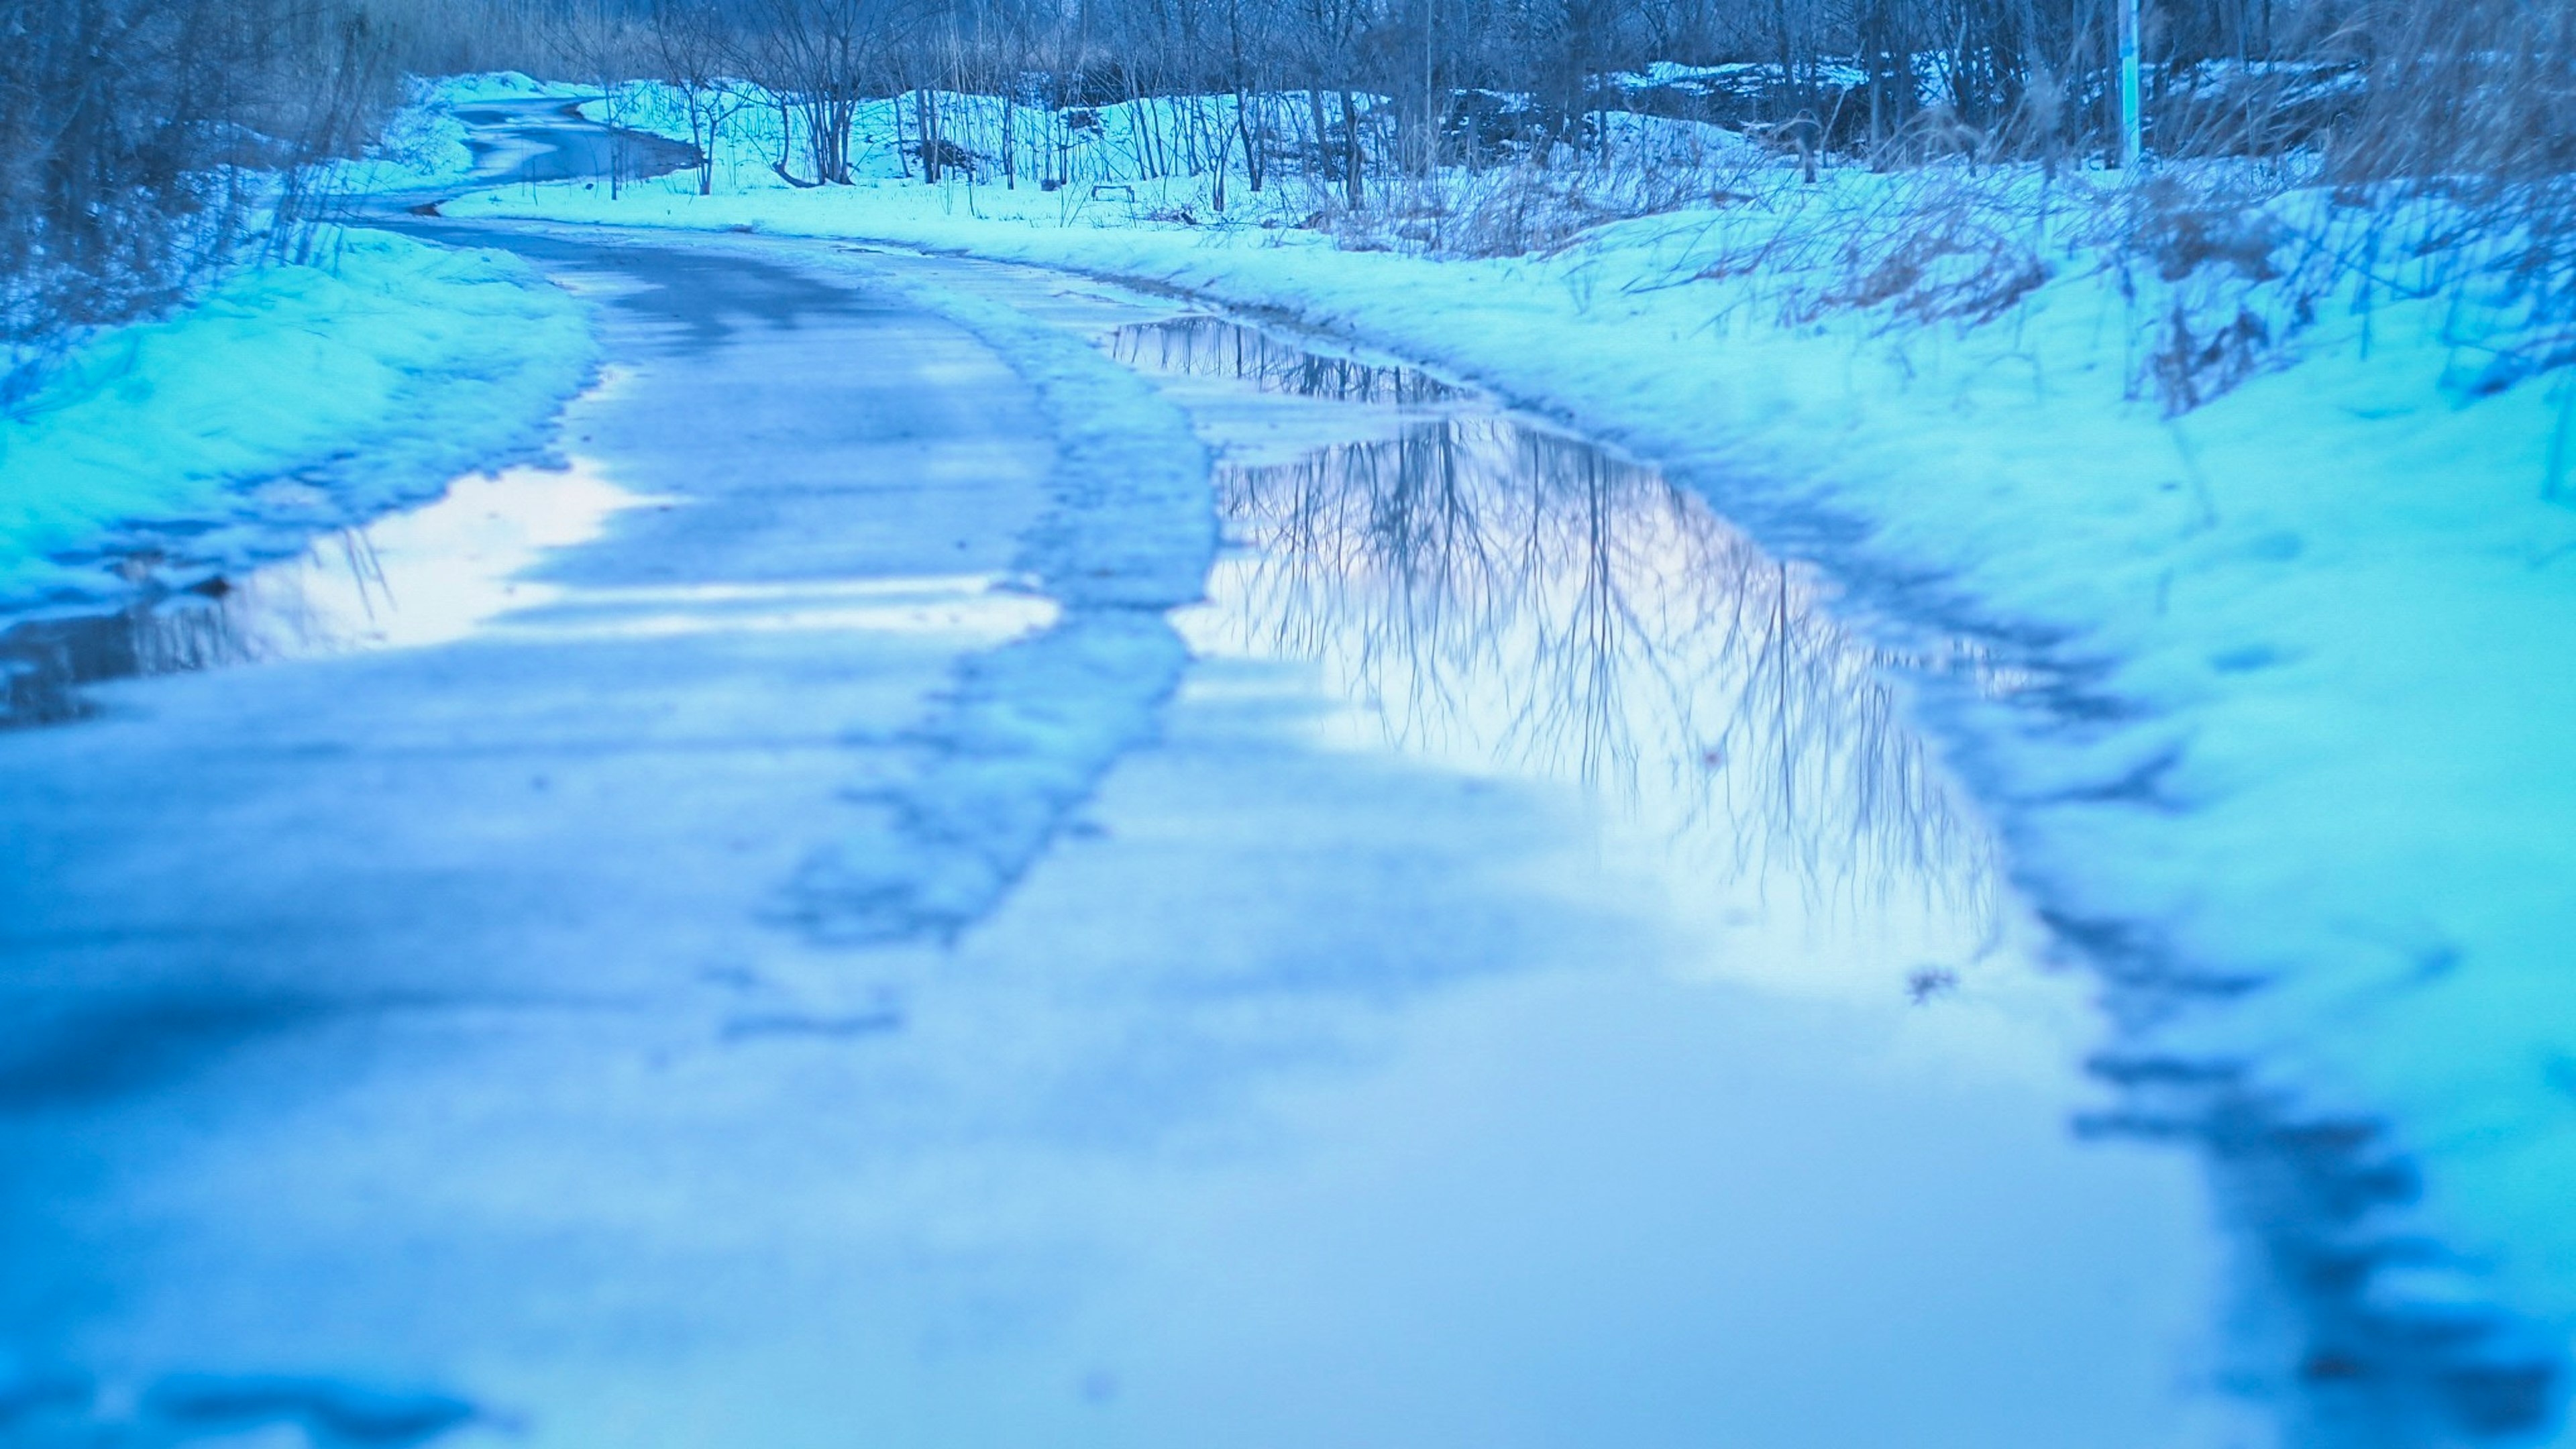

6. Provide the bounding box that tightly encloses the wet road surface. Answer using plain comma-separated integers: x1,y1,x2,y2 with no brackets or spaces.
0,126,2252,1448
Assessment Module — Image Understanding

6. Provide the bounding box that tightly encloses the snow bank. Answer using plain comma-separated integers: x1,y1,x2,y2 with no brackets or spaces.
0,226,594,608
446,94,2576,1435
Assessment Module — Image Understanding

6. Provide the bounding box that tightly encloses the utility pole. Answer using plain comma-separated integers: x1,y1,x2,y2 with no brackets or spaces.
2118,0,2143,169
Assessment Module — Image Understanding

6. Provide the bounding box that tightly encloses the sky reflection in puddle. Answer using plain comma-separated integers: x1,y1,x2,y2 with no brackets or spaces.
1116,315,2011,1001
0,459,647,728
0,464,1051,728
1105,315,1470,408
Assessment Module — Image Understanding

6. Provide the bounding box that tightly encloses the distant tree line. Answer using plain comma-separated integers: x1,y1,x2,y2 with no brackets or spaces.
367,0,2576,402
357,0,2568,187
6,0,2567,382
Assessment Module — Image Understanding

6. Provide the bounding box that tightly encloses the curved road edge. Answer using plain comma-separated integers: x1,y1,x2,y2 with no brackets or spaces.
773,247,1217,946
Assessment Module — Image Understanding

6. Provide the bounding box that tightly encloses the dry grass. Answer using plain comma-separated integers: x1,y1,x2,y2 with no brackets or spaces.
1,0,403,406
2319,0,2576,390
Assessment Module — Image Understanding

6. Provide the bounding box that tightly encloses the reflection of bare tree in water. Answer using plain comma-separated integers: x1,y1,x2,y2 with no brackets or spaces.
1106,317,1468,407
1214,414,1998,912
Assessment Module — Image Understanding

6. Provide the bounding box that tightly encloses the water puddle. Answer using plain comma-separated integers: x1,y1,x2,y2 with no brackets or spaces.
494,574,1057,643
453,99,702,192
1,462,1061,729
1084,308,2245,1449
1112,314,2013,1001
0,460,649,728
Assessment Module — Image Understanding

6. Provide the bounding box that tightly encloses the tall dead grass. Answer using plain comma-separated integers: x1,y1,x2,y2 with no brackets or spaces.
2320,0,2576,392
1,0,402,404
1613,0,2576,418
1346,123,1756,259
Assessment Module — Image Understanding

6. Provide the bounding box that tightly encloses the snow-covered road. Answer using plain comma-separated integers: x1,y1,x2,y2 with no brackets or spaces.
3,195,2243,1442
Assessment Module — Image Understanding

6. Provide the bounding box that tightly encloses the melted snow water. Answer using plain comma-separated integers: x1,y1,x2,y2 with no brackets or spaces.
1065,303,2253,1445
452,99,702,191
0,229,2247,1447
0,460,645,728
1109,313,2006,984
0,451,1054,729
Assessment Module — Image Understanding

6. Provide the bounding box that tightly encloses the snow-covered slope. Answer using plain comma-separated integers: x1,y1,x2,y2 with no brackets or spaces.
0,226,592,608
444,93,2576,1440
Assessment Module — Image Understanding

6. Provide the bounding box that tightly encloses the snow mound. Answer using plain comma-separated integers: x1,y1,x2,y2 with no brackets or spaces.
0,226,594,608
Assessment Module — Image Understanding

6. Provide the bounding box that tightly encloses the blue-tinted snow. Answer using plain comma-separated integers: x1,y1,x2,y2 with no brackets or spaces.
445,84,2576,1442
0,227,594,610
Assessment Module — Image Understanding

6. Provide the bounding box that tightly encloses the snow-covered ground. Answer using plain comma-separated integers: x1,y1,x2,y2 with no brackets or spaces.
0,226,592,610
435,83,2576,1436
0,72,674,617
5,73,2566,1442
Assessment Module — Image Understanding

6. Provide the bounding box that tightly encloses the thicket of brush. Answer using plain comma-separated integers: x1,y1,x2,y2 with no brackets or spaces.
368,0,2575,410
7,0,2571,412
0,0,407,396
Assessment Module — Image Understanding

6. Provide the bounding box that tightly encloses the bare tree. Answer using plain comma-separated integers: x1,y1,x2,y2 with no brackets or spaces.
752,0,900,184
646,0,753,194
2,0,398,398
